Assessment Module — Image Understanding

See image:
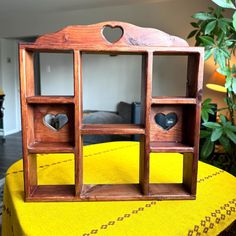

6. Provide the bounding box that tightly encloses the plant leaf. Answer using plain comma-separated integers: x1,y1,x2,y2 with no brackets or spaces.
192,12,216,20
217,67,230,76
200,138,215,158
204,49,212,60
207,108,215,115
200,130,212,138
205,20,217,34
225,129,236,143
214,49,226,67
191,22,199,28
229,125,236,131
203,98,212,105
225,76,232,89
201,110,209,122
219,136,232,153
232,78,236,93
233,12,236,30
187,30,198,39
211,0,236,9
211,128,223,141
203,122,221,129
199,36,215,46
220,114,227,123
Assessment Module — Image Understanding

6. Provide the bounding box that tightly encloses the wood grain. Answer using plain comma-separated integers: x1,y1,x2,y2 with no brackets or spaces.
34,22,189,47
33,104,74,143
150,105,184,143
27,96,74,104
152,97,196,104
19,21,204,201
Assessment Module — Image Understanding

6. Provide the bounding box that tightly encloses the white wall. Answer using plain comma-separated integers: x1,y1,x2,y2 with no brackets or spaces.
40,53,74,96
0,39,21,135
82,54,142,111
40,53,188,111
0,0,228,133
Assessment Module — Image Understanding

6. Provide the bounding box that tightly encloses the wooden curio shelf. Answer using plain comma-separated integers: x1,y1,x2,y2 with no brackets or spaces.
19,21,204,202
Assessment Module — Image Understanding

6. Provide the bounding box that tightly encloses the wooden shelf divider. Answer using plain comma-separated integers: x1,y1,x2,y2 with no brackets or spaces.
74,49,83,196
28,142,74,153
151,97,197,104
150,141,194,153
81,124,145,135
26,96,74,104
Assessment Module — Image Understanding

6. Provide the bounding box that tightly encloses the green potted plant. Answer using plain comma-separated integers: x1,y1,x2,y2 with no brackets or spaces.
188,0,236,175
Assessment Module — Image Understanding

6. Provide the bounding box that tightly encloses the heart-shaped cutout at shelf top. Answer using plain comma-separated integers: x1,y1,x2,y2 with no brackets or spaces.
102,25,123,43
154,112,178,130
43,113,68,131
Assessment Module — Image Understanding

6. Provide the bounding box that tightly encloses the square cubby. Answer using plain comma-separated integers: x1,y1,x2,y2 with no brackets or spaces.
152,53,200,98
27,104,75,153
149,104,196,153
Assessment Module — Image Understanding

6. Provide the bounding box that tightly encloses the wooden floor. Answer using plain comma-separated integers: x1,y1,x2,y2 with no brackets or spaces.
0,132,22,179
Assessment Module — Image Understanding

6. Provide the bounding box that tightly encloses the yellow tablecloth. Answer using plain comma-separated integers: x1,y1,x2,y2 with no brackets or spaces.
2,141,236,236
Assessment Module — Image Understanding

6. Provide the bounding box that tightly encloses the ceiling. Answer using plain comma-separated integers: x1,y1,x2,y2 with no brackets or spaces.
0,0,172,15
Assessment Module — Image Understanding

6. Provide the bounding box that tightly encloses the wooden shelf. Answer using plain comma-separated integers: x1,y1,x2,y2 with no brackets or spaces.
26,96,74,104
81,184,143,200
151,97,197,104
81,124,145,135
19,22,203,202
149,184,195,200
27,185,75,201
28,142,74,153
150,141,194,153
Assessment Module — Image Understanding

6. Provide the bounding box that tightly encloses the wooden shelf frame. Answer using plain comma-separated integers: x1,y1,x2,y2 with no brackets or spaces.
19,21,204,201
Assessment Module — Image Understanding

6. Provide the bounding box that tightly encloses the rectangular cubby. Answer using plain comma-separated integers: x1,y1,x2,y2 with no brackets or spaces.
81,53,142,117
148,152,195,200
152,55,188,97
19,21,204,201
81,135,142,200
33,52,74,96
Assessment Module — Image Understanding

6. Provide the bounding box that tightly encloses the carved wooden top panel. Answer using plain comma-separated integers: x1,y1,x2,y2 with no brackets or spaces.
34,21,189,47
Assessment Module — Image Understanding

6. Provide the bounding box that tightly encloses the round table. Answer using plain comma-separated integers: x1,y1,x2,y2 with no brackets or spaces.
2,141,236,236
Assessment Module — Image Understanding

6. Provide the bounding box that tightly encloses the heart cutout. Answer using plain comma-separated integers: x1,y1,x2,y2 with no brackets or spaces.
102,25,123,43
43,113,68,131
154,112,178,130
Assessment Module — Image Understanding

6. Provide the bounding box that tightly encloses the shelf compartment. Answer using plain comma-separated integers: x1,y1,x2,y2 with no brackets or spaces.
32,104,74,144
151,97,196,104
81,124,145,135
149,183,194,200
150,141,194,153
80,184,143,200
27,185,75,201
150,104,196,147
28,142,74,153
27,96,74,104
